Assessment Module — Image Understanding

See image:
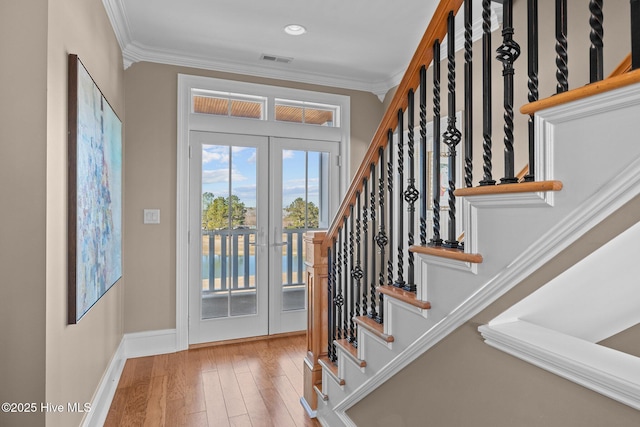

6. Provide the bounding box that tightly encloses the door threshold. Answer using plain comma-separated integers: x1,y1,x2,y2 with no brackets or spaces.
189,330,306,349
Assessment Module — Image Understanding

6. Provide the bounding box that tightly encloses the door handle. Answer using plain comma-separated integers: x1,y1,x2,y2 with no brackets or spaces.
272,242,287,247
249,242,268,247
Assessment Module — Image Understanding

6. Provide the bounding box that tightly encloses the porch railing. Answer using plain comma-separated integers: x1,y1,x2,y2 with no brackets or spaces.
307,0,640,374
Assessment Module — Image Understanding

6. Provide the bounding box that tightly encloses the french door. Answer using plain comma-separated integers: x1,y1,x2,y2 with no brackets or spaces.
188,131,339,344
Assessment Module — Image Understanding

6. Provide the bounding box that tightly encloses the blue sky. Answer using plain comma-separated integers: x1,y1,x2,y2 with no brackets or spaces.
201,144,320,209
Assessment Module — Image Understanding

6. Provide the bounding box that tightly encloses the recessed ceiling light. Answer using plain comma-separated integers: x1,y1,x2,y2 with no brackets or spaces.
284,24,307,36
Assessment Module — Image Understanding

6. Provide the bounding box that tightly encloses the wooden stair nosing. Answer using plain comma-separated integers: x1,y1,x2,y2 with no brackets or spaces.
318,355,345,386
377,285,431,310
313,382,329,401
334,339,367,368
453,180,563,197
354,315,394,343
409,245,483,264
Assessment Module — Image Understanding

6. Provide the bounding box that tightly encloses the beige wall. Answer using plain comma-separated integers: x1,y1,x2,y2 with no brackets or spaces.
1,0,124,426
0,1,48,426
45,0,125,426
123,62,383,333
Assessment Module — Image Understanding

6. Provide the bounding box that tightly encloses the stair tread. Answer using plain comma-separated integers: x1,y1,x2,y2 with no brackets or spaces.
453,180,563,197
334,339,367,367
318,355,345,386
354,316,394,343
378,285,431,309
313,382,328,401
409,245,483,263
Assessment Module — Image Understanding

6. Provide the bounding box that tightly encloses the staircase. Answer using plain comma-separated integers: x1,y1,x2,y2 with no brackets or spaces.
301,1,640,425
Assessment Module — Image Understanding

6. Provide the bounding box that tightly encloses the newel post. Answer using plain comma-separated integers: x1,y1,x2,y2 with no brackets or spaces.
302,231,328,414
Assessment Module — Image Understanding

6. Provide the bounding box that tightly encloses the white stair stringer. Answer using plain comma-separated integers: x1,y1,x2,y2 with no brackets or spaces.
315,82,640,427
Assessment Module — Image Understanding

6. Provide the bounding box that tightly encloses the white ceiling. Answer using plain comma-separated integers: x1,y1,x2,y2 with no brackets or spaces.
102,1,499,98
102,0,445,97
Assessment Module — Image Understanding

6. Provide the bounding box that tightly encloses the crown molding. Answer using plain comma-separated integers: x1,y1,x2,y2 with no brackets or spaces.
103,0,502,99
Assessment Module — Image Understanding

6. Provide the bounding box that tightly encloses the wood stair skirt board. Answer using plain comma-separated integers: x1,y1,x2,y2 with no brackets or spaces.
480,321,640,410
315,83,640,426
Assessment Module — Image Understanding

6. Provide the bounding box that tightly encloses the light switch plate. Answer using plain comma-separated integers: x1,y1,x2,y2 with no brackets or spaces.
144,209,160,224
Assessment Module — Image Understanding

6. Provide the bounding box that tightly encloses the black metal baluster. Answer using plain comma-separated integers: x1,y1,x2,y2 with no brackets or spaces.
387,131,395,286
335,228,344,341
342,218,350,340
443,12,462,249
525,0,539,183
430,39,444,245
362,178,369,316
419,65,428,246
368,163,379,321
589,0,604,83
480,0,496,186
348,206,356,344
394,110,407,286
497,0,521,184
633,0,640,70
353,192,363,319
376,147,387,322
556,0,569,93
464,0,473,188
328,242,336,362
404,90,419,290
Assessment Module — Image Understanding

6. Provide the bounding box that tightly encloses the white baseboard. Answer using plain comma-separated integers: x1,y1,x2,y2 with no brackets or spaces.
81,339,126,427
300,397,317,419
123,328,177,359
82,329,178,426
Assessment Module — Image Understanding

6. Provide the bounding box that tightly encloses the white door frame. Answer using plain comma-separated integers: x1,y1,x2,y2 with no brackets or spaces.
176,74,350,349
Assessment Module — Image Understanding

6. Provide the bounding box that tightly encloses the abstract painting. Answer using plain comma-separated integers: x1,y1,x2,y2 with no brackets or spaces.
68,54,122,324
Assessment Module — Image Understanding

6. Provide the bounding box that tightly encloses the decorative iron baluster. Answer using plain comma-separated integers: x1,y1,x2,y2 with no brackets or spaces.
376,147,387,322
328,242,337,362
443,12,462,249
404,90,419,291
497,0,521,184
525,0,539,183
387,131,395,286
589,0,604,83
342,218,350,340
430,40,444,245
362,178,369,316
464,0,473,188
419,65,428,246
348,206,357,344
394,110,407,286
556,0,569,93
480,0,495,186
368,163,379,321
353,192,363,319
633,0,640,70
335,228,344,341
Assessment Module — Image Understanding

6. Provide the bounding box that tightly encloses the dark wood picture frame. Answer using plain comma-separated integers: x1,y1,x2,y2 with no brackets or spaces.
68,54,123,324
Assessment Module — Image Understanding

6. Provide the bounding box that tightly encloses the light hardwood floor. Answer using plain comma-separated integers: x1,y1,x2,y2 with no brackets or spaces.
105,334,321,427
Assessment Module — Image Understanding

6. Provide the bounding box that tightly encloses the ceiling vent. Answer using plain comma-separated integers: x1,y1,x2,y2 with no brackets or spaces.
260,54,293,64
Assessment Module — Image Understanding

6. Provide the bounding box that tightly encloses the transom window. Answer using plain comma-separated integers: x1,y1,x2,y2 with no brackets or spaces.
192,90,266,120
191,89,340,128
275,99,338,127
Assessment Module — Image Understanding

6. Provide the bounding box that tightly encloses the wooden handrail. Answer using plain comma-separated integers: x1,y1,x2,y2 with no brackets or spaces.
609,53,632,78
521,68,640,116
325,0,464,244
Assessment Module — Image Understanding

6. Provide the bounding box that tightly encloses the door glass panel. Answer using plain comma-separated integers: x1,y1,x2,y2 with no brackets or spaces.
201,144,258,319
280,150,330,311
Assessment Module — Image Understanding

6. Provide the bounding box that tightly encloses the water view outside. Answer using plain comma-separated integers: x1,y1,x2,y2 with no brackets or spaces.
200,144,328,319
